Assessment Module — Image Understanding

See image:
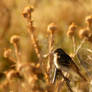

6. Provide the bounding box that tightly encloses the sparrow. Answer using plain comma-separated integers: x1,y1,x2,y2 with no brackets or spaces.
53,48,87,82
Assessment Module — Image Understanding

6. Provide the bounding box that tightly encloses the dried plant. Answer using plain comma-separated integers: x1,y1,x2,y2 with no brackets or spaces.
22,6,43,63
76,16,92,55
1,1,92,92
47,23,57,72
67,22,77,53
3,48,16,63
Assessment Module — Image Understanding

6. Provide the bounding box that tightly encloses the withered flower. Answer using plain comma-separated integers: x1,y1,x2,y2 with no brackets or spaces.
47,23,57,34
85,15,92,26
22,6,34,18
4,48,12,58
67,22,77,37
79,28,90,39
10,35,20,44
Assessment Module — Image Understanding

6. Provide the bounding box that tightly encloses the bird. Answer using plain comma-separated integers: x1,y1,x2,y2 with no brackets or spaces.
53,48,87,81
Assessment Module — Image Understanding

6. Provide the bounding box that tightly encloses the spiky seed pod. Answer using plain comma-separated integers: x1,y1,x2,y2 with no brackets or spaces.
69,23,77,31
28,74,37,84
85,16,92,26
88,33,92,42
10,35,20,44
22,6,34,18
3,49,12,58
67,30,74,37
47,23,57,34
79,28,90,39
5,70,21,80
67,23,77,37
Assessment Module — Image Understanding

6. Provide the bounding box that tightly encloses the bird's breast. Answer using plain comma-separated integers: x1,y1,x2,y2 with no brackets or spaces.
53,54,69,72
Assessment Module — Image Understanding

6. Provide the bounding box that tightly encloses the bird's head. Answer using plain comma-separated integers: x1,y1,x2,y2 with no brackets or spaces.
54,48,65,55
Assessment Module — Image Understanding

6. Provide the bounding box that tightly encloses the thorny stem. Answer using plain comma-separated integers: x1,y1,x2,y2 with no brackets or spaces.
13,43,20,63
27,18,42,63
75,38,86,55
72,36,76,53
48,32,54,71
13,43,22,71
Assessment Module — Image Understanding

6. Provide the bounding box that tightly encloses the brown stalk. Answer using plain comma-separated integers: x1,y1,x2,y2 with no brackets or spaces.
22,6,42,63
67,23,77,53
28,22,42,61
75,38,86,55
13,43,20,63
3,48,16,63
72,36,76,53
10,35,22,71
47,23,56,72
48,32,54,71
75,28,90,56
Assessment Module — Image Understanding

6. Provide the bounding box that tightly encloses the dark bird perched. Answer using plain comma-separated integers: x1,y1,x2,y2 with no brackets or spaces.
53,48,87,83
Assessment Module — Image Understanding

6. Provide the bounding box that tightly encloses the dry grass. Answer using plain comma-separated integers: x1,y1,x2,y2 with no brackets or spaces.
0,0,92,92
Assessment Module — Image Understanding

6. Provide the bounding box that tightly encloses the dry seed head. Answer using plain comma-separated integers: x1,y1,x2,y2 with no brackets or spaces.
69,23,77,31
47,23,57,34
5,70,20,80
28,76,37,89
4,49,12,58
10,35,20,44
67,23,77,37
67,31,75,37
88,33,92,42
85,15,92,25
79,28,90,39
22,6,34,18
28,74,37,84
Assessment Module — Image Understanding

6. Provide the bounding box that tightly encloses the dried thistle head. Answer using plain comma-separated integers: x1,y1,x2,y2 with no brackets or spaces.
67,22,77,37
79,28,90,39
47,23,57,34
10,35,20,44
22,6,34,18
88,33,92,42
5,70,21,80
85,15,92,26
3,48,12,58
28,74,37,84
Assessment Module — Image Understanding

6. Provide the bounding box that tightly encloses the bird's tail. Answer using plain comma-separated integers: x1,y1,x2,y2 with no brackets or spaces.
71,60,87,81
76,70,87,81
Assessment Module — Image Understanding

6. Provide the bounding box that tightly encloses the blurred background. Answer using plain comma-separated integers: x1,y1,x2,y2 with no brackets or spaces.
0,0,92,91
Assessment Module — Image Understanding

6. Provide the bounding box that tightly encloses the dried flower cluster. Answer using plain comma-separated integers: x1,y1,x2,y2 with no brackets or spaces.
85,15,92,29
10,35,20,44
23,6,42,63
79,16,92,43
0,3,92,92
47,23,57,72
67,23,77,38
